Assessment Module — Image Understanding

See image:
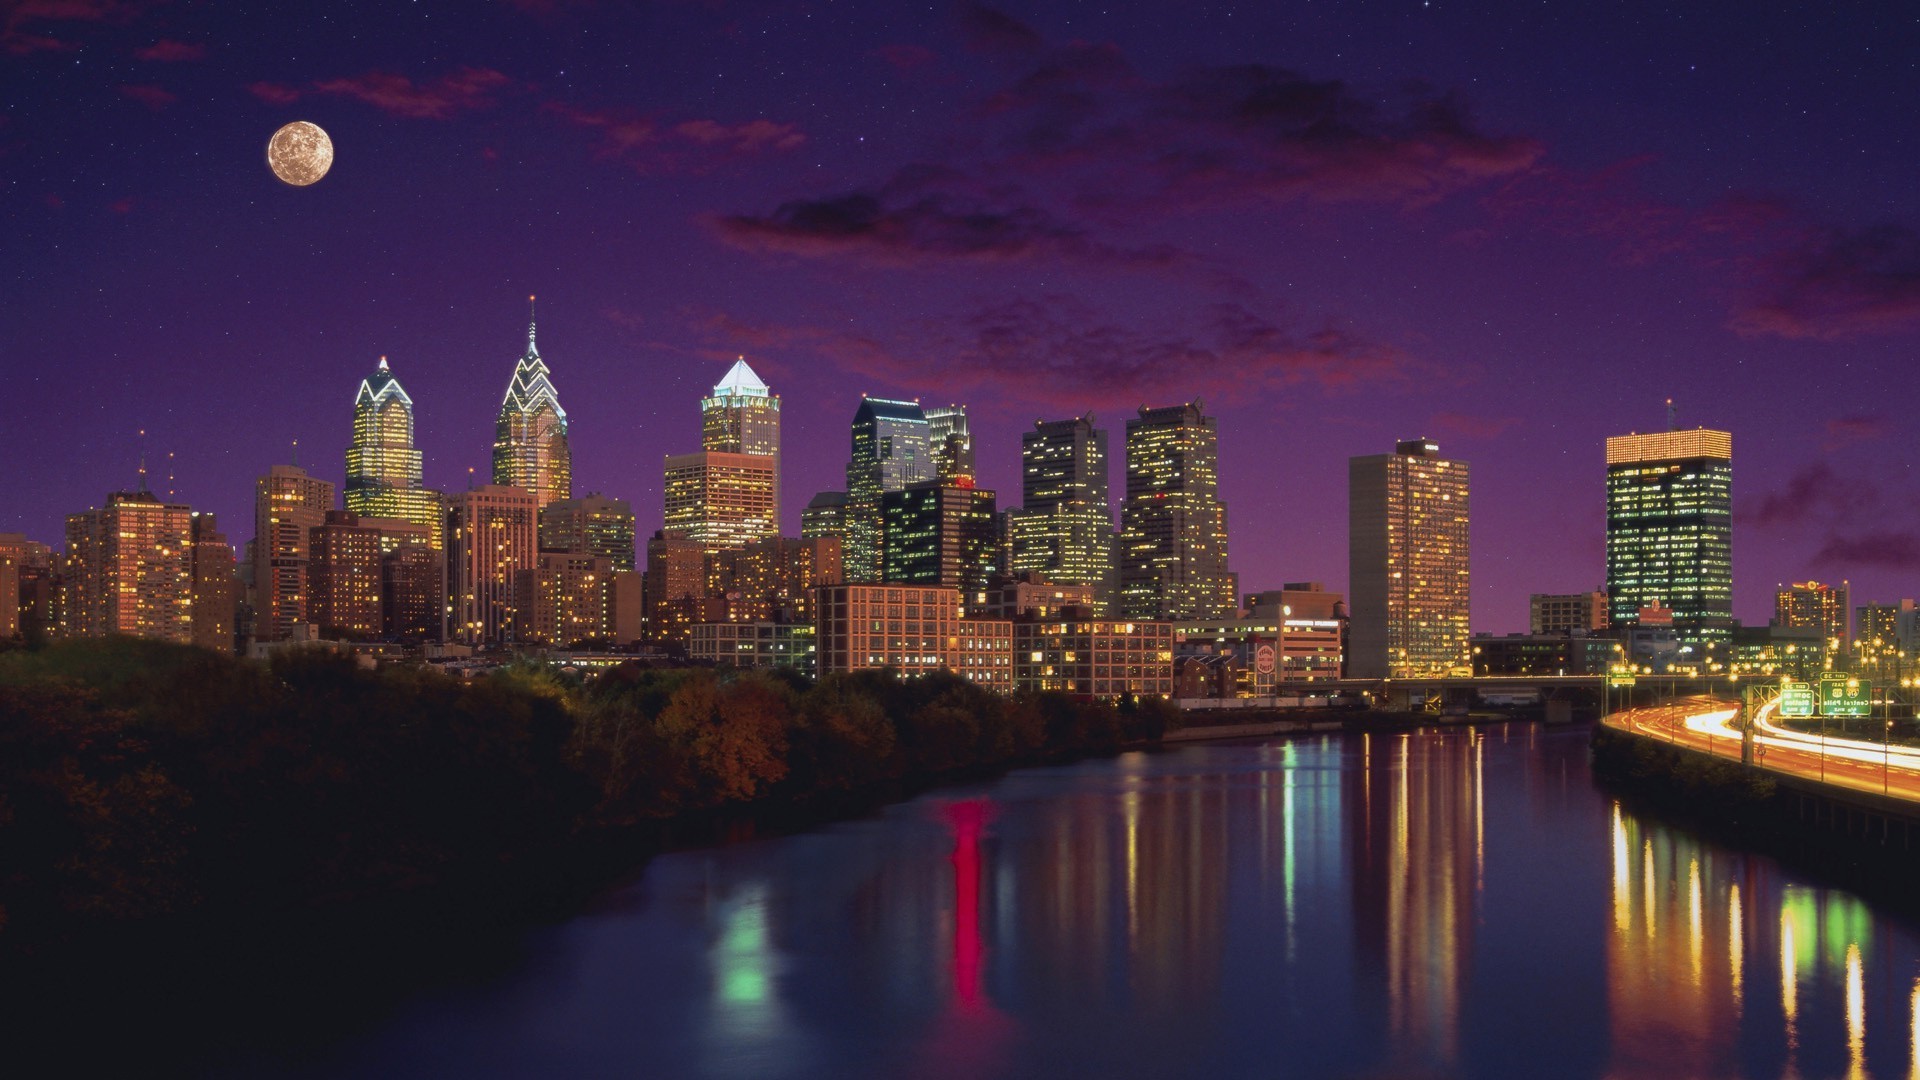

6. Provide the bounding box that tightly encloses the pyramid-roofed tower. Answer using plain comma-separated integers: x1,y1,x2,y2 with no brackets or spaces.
492,298,572,509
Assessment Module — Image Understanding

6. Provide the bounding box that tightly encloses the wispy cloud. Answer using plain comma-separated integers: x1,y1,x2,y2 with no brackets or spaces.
1731,224,1920,340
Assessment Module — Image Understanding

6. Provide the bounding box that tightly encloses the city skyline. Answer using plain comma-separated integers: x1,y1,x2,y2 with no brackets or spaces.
6,3,1918,631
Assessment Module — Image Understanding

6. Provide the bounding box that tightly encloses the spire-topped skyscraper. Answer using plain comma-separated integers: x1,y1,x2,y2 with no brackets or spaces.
492,297,572,509
701,357,781,522
345,356,443,550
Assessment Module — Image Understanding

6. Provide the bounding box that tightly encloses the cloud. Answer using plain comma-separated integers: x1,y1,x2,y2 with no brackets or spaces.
713,182,1178,266
693,297,1409,409
4,0,149,54
135,38,204,61
1812,532,1920,571
1824,414,1888,451
549,103,805,173
309,67,513,119
718,27,1538,268
248,81,301,106
1731,224,1920,340
118,83,174,110
1740,462,1879,529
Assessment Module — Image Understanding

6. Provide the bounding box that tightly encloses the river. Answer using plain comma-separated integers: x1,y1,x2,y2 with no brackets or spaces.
222,722,1920,1078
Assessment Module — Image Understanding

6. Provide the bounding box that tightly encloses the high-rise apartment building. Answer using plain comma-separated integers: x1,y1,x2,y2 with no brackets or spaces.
449,485,538,645
344,356,445,551
539,493,636,570
0,533,32,641
1007,414,1114,613
308,511,383,639
1530,591,1609,635
1857,599,1919,682
1118,402,1234,620
252,464,335,642
1605,427,1733,653
845,397,932,582
61,487,195,643
1348,439,1471,679
492,303,572,510
924,404,974,481
882,478,999,597
1774,580,1849,669
516,551,616,646
701,359,781,524
381,543,442,642
643,530,722,646
663,452,778,553
711,535,844,623
189,514,236,653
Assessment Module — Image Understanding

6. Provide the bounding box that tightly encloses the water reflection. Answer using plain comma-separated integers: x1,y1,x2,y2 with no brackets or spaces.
235,725,1920,1080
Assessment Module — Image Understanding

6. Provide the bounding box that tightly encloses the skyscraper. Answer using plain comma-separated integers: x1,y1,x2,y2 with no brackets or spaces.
492,301,572,510
1604,427,1733,654
662,452,778,553
61,485,195,643
308,510,383,639
344,356,445,551
1007,413,1114,612
1774,579,1849,668
924,404,974,481
252,464,334,642
801,490,849,541
1118,401,1234,620
449,485,538,645
1348,439,1471,679
189,513,237,653
882,478,999,596
539,493,637,570
845,397,932,582
701,358,781,522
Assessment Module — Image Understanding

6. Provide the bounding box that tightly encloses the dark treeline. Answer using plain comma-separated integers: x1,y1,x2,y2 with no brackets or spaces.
0,638,1172,955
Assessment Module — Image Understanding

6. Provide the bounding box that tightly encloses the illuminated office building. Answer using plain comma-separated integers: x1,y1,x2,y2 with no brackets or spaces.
449,485,538,645
663,451,777,553
643,530,721,647
1856,599,1918,682
1348,439,1470,679
844,397,933,582
882,478,999,597
924,404,974,481
1604,427,1732,654
516,551,616,646
701,358,781,522
1118,401,1234,620
814,583,1013,691
0,534,26,641
343,356,445,551
61,485,195,643
382,543,442,642
1529,591,1609,635
1774,579,1849,669
492,301,572,509
1007,414,1114,613
252,464,335,642
711,534,843,623
801,490,849,540
539,493,636,570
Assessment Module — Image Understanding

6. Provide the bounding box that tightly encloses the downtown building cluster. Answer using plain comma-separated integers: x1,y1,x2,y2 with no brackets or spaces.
8,306,1914,699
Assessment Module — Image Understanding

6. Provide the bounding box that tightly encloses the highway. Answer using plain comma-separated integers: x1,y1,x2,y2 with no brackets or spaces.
1605,695,1920,802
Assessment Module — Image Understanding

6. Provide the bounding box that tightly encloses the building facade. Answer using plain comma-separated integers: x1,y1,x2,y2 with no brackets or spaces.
539,493,636,571
689,621,816,675
663,451,777,553
1605,427,1733,654
1006,414,1114,614
1348,439,1471,679
801,490,849,541
1857,600,1918,682
343,356,444,552
62,488,195,643
189,514,236,653
1118,402,1234,620
814,583,1013,690
492,306,572,509
844,397,932,582
307,510,383,639
449,484,539,645
1013,618,1174,698
1530,591,1609,635
924,404,974,481
1773,580,1849,669
252,464,335,642
701,358,781,523
881,478,999,597
516,551,616,645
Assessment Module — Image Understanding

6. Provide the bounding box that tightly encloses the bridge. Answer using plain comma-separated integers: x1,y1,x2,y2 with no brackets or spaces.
1216,673,1749,714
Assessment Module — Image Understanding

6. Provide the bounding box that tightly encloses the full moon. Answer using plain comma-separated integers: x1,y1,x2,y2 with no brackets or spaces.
267,121,333,186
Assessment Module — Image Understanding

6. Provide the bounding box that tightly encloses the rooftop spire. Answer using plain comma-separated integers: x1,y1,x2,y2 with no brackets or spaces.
528,294,537,352
378,354,389,371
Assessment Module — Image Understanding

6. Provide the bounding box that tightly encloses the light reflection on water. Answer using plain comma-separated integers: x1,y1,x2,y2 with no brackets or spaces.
270,724,1920,1080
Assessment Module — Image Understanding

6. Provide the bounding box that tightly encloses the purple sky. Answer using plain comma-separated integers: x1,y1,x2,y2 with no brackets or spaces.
5,1,1917,633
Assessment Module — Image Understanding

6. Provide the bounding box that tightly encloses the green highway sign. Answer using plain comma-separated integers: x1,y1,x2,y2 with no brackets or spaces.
1819,673,1871,718
1779,681,1816,718
1607,673,1637,687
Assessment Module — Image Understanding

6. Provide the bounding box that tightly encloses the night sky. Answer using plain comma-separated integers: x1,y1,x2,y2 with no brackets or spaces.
6,1,1917,632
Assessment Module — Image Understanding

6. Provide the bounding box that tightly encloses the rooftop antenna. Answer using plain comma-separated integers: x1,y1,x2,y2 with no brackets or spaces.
166,451,176,499
136,428,148,493
291,438,300,468
1666,398,1676,432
